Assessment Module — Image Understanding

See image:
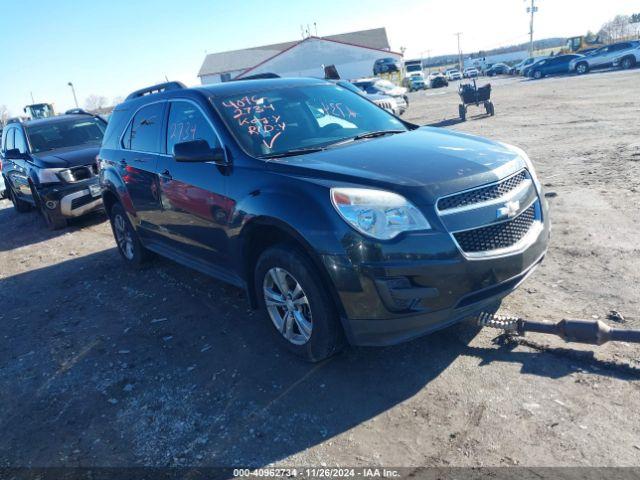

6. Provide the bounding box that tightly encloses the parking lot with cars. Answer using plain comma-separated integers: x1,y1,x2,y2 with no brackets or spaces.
1,67,638,467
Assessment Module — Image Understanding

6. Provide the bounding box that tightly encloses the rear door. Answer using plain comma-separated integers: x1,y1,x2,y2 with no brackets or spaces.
155,99,232,269
119,101,166,233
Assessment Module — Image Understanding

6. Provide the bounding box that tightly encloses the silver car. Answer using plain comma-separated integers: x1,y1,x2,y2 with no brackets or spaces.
612,44,640,70
569,41,640,74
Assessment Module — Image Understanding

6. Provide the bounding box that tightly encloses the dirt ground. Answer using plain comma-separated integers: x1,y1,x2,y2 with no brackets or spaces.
1,69,639,469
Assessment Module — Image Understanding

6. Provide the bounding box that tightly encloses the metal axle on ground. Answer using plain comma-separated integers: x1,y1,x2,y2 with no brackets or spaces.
477,312,640,345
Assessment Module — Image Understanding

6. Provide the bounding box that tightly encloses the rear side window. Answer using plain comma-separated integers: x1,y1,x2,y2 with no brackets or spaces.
166,101,219,155
126,103,165,153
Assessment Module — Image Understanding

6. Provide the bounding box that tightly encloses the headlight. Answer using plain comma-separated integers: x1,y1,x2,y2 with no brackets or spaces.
501,143,542,191
330,188,430,240
36,168,64,184
57,169,76,183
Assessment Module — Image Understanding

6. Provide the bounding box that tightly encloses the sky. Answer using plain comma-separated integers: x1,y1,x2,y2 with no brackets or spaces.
1,0,639,116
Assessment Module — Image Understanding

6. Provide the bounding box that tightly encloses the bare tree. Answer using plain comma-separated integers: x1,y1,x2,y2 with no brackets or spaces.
598,15,635,42
0,105,10,126
84,94,108,112
111,96,124,106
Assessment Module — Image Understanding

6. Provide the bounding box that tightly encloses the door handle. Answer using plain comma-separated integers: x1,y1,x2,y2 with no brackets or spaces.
160,169,172,180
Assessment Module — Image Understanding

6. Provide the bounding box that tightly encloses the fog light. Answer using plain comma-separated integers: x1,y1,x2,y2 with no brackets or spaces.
46,200,58,210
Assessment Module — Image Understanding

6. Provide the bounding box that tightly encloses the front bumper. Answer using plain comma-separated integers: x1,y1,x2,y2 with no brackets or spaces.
323,196,550,346
38,178,103,219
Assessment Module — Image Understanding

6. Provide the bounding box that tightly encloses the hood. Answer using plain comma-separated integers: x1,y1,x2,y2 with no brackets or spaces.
33,145,100,169
267,127,526,203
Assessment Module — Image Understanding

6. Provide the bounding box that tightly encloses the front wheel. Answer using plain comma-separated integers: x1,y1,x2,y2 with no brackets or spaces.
576,62,589,75
533,70,543,80
255,245,344,362
458,104,466,121
8,185,31,213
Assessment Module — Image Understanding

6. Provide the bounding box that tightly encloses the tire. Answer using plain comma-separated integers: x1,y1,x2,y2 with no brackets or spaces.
40,205,67,230
487,101,495,116
254,244,344,362
576,62,589,75
458,104,466,121
108,202,153,267
8,185,31,213
30,182,66,230
621,57,635,70
533,70,543,80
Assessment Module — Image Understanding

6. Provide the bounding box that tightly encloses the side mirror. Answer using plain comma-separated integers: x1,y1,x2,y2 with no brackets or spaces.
5,148,26,160
173,140,226,163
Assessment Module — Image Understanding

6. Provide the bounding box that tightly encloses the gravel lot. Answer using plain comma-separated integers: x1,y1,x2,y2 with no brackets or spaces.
1,69,639,468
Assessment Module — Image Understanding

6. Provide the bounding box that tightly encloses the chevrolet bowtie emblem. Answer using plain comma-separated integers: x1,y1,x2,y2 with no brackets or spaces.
497,200,520,219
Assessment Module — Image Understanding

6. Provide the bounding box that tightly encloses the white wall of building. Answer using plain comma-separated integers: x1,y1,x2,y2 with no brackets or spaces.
238,38,400,81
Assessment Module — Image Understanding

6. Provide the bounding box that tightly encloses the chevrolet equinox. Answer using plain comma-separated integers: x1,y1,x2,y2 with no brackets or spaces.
98,79,549,361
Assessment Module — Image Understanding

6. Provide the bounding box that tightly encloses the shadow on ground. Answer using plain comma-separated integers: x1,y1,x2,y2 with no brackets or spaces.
1,245,637,467
0,200,106,252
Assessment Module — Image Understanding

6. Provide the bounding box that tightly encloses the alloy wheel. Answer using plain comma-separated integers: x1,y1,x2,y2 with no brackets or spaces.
114,213,135,260
263,267,313,345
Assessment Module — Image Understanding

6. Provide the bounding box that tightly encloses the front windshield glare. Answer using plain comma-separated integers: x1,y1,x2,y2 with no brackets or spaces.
27,118,105,153
214,84,406,158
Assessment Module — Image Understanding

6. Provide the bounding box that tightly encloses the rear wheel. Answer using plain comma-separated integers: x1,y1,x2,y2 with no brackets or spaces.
621,56,635,70
109,202,153,267
576,62,589,75
255,245,344,362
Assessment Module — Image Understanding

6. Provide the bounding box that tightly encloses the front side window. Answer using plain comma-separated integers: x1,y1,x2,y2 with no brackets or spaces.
26,117,105,154
4,129,15,152
166,101,219,155
128,103,164,153
214,84,406,158
14,130,28,154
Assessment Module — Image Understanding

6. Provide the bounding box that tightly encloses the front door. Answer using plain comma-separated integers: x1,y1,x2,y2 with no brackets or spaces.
156,100,232,270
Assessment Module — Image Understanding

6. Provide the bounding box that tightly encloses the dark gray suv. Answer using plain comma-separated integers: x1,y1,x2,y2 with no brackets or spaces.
99,78,549,362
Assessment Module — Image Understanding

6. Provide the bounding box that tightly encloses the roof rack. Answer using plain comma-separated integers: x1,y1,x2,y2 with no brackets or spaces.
65,108,91,115
125,81,186,100
236,73,281,81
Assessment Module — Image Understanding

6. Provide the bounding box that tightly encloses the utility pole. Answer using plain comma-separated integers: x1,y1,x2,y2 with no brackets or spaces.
30,92,35,104
527,0,538,56
454,32,463,72
67,82,79,108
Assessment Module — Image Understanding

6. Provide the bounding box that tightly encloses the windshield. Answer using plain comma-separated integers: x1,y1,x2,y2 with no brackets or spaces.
27,117,105,153
213,84,407,158
406,64,422,72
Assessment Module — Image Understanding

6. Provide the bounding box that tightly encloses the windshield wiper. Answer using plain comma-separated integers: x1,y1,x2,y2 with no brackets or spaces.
260,146,326,159
351,130,405,141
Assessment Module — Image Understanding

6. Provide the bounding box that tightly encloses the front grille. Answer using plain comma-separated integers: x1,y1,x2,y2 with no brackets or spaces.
453,203,536,253
438,170,528,211
70,194,96,210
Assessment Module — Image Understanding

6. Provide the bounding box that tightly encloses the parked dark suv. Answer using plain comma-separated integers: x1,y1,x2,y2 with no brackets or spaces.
99,79,549,361
1,111,106,229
